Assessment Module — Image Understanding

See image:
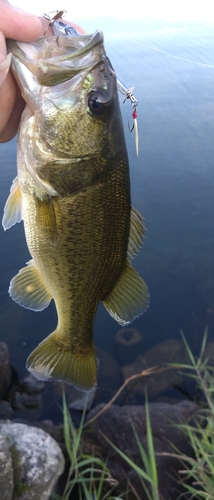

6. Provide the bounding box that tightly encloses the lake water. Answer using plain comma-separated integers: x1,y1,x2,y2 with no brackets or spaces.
0,17,214,398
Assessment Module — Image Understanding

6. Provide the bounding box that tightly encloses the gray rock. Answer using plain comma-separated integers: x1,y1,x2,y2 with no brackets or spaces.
0,432,13,500
0,342,11,397
53,380,97,412
11,373,44,411
11,391,43,411
68,386,97,411
86,400,199,500
10,373,53,421
0,423,65,500
122,339,190,402
18,373,45,395
0,401,13,419
205,341,214,363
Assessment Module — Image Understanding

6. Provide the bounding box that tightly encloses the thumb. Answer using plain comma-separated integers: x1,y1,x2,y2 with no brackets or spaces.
0,0,44,40
0,29,11,88
0,52,11,88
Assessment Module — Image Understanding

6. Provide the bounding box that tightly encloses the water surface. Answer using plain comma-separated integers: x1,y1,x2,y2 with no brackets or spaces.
0,17,214,391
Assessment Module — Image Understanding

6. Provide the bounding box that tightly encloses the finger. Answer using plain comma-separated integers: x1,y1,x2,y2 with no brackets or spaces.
0,28,11,88
0,28,23,142
0,80,24,142
0,1,44,40
0,52,11,87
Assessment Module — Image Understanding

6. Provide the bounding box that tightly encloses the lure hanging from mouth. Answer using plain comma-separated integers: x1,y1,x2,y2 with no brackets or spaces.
45,11,140,156
117,78,139,156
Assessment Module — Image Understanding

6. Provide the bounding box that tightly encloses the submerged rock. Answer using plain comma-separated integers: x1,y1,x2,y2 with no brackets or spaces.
53,347,123,412
0,401,13,419
54,381,97,412
113,328,143,364
204,341,214,364
18,373,45,395
0,342,11,398
11,391,43,411
0,423,65,500
95,347,124,404
86,400,198,500
8,373,53,421
11,373,45,412
122,338,190,403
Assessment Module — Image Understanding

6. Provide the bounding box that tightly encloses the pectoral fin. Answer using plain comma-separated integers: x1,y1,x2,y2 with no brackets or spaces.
9,260,52,311
127,206,146,259
35,195,57,244
103,261,149,326
2,177,22,230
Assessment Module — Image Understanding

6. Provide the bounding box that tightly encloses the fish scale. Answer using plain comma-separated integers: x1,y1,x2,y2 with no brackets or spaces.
2,30,149,390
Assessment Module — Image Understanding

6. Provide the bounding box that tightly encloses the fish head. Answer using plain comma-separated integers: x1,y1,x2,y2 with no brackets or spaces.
7,32,127,196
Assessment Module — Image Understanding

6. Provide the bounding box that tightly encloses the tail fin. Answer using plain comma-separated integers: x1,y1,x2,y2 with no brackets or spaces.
26,331,97,391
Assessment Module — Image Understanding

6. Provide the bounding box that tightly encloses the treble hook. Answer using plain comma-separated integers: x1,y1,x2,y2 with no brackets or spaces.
43,10,67,34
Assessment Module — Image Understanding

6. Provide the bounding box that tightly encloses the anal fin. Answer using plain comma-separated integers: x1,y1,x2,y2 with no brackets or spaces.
103,260,149,326
9,260,52,311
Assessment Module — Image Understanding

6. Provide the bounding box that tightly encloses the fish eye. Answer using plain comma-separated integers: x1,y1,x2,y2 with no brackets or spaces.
88,91,109,116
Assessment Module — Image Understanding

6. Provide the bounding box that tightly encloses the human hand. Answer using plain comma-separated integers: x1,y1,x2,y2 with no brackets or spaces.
0,0,47,142
0,0,85,143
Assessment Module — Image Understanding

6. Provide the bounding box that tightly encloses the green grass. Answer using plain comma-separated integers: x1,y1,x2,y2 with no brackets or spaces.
167,329,214,499
101,392,160,500
52,329,214,500
51,391,121,500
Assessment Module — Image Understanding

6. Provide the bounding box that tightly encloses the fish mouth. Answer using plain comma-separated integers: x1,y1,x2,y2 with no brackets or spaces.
7,31,107,86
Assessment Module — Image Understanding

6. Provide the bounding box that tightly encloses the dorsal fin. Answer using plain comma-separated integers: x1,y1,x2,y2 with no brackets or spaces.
127,206,146,259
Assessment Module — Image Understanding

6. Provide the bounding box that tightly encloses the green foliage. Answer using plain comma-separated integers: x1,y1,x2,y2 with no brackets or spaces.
52,329,214,500
51,392,121,500
102,392,160,500
170,329,214,499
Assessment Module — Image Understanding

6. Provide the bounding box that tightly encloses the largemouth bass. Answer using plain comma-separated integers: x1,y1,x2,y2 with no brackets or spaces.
3,31,149,390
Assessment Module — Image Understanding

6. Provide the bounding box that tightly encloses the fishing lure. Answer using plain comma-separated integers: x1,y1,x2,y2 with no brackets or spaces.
43,10,81,35
43,11,139,155
116,78,139,156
